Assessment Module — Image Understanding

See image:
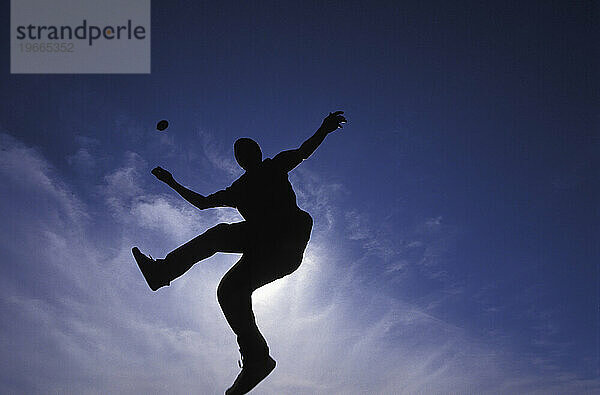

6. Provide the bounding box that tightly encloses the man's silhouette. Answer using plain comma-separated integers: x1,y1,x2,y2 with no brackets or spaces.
132,111,347,394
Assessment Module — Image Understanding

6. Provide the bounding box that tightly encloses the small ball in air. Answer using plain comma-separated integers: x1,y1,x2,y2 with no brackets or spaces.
156,119,169,131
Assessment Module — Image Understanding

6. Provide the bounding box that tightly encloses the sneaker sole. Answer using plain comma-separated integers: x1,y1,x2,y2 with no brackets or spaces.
226,356,276,395
132,247,161,291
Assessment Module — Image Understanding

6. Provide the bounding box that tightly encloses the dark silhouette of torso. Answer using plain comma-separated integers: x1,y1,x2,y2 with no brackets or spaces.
212,157,303,225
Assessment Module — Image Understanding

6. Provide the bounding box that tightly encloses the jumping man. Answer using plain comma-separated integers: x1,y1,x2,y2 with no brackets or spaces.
132,111,347,394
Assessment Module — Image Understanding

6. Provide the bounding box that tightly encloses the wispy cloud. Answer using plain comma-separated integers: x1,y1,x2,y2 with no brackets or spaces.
0,132,598,394
67,148,96,170
197,129,242,179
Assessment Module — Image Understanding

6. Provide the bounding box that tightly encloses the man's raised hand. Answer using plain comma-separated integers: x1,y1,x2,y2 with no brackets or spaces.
152,166,174,184
321,111,347,134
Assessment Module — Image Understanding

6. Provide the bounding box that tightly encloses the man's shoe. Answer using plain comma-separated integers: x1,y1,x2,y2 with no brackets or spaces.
132,247,169,291
225,355,276,395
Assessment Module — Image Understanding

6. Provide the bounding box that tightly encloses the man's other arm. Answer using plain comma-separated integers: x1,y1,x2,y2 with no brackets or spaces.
151,167,234,209
273,111,347,173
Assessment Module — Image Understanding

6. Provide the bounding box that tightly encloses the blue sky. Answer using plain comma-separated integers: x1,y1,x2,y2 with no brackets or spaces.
0,1,598,393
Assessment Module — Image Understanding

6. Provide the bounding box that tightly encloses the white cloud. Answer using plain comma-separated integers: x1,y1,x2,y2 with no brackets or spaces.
0,133,87,224
0,133,598,394
197,129,242,178
67,147,96,170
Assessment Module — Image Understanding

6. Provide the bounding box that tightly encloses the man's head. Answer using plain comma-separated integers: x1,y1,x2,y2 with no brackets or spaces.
234,138,262,170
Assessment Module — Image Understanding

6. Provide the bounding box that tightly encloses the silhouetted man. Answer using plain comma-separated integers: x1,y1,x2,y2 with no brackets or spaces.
132,111,347,394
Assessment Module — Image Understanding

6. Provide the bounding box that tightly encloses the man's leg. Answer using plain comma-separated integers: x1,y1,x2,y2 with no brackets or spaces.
217,255,269,359
218,250,306,394
217,254,276,395
133,222,247,291
162,222,247,283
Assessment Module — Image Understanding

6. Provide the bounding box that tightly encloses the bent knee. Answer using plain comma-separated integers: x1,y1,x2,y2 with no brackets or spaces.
216,279,229,304
217,277,239,305
217,275,252,305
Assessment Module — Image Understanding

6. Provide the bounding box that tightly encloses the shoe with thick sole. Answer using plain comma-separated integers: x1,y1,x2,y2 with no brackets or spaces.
225,355,276,395
132,247,168,291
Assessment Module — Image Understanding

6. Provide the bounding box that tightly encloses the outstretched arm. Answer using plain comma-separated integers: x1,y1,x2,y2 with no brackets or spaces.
273,111,347,172
151,167,229,209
